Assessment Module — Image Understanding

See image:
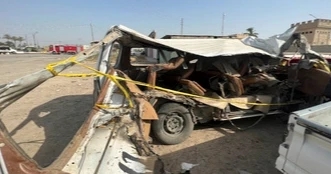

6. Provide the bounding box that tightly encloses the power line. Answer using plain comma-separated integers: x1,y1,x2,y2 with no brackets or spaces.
90,23,95,41
222,13,225,36
25,34,29,45
309,14,318,19
180,18,184,35
32,32,38,47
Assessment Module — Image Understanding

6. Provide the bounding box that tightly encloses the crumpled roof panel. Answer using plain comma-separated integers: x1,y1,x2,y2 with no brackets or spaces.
155,38,271,57
110,25,297,58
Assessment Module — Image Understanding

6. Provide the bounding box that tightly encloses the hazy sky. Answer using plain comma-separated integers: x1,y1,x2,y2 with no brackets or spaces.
1,0,331,46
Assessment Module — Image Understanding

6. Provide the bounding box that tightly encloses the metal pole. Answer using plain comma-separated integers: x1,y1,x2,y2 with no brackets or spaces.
309,14,317,19
32,34,36,47
222,13,225,36
25,34,29,46
180,18,183,35
90,23,95,41
32,32,38,47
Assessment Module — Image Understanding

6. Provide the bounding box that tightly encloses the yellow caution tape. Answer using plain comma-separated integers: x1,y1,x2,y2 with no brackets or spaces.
58,73,102,78
45,57,134,108
45,58,302,107
45,56,78,76
312,60,330,73
71,61,134,108
106,74,299,106
45,65,59,76
279,58,330,73
95,104,112,109
95,104,125,109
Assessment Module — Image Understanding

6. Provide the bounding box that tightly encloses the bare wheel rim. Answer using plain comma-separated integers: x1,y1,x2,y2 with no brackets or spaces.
163,112,185,134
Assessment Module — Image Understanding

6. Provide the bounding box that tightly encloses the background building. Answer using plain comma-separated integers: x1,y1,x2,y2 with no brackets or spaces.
291,19,331,45
161,33,249,39
161,35,227,39
227,33,250,39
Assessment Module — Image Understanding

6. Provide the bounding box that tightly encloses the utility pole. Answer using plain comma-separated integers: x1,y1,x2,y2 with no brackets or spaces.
25,34,29,46
222,13,225,36
309,14,318,19
180,18,184,35
32,32,38,47
90,23,95,41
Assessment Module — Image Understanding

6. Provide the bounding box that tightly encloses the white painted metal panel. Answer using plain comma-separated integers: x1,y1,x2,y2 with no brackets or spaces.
111,25,311,58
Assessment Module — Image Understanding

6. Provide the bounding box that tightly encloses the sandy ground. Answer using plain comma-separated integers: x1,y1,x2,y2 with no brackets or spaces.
0,54,94,167
0,54,285,173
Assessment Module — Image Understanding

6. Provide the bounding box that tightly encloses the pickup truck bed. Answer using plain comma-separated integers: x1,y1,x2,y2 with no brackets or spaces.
276,101,331,174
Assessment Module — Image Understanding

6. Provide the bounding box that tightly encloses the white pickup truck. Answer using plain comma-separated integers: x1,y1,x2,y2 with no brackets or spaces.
276,101,331,174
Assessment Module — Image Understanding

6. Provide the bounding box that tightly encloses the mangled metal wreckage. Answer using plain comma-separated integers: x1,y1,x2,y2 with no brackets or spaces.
0,25,330,173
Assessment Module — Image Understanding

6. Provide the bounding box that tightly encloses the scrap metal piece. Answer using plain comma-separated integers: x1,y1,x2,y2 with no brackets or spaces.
181,162,199,173
289,68,330,96
254,95,273,113
228,96,256,109
117,72,159,120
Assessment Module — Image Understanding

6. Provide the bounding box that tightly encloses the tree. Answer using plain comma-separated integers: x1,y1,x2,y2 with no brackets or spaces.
5,41,15,48
11,36,19,48
3,34,11,42
245,27,258,37
17,36,24,47
21,42,27,47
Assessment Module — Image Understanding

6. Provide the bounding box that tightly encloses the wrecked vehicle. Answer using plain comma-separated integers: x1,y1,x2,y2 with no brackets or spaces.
0,25,330,173
0,28,164,173
93,25,330,145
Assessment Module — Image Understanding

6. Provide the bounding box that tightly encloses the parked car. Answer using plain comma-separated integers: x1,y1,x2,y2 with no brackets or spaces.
0,46,18,54
22,46,38,52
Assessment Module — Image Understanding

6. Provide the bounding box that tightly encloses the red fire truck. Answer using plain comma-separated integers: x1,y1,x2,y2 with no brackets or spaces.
49,44,84,54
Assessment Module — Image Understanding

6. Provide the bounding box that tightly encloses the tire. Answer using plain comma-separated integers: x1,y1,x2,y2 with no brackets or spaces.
152,103,194,145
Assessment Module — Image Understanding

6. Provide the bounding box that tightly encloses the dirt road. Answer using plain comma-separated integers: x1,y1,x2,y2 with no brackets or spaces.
0,54,285,173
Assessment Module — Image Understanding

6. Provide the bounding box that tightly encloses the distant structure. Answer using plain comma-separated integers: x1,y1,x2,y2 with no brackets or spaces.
161,35,224,39
161,33,248,39
291,19,331,45
227,33,249,39
90,41,99,46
